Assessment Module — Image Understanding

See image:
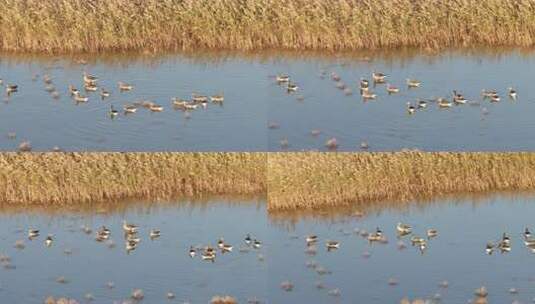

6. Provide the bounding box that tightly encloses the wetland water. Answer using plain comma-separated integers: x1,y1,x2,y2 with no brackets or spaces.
2,49,535,151
2,194,535,303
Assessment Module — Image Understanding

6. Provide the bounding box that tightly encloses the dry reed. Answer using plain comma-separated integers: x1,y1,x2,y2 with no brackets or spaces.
1,0,535,53
0,152,266,205
268,152,535,210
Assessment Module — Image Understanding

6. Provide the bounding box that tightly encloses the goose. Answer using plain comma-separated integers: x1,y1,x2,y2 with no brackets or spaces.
276,74,290,83
84,83,98,92
360,78,369,90
331,72,341,82
45,235,53,247
201,251,216,261
326,240,340,250
386,84,400,94
306,235,318,244
73,93,89,103
45,84,55,93
99,226,111,236
245,234,252,245
325,137,338,149
68,85,79,96
406,102,416,114
109,105,119,117
524,227,532,239
125,241,137,253
83,72,98,84
118,81,133,91
217,238,225,249
287,83,298,92
100,89,111,99
481,89,497,98
485,242,495,255
192,94,208,103
189,246,196,258
523,238,535,247
6,84,18,94
438,98,452,108
126,235,141,244
474,286,488,298
123,104,138,114
149,104,164,112
122,220,138,234
418,241,427,254
149,229,161,239
222,244,233,252
210,94,224,102
368,228,384,242
396,223,412,235
410,236,426,245
502,233,511,245
427,229,438,239
362,91,377,99
372,72,386,83
28,229,40,239
489,93,500,102
508,87,517,99
418,100,428,109
406,79,421,88
253,239,262,249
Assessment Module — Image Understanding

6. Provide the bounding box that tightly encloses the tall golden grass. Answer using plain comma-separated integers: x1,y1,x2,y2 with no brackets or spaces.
1,0,535,53
0,152,266,205
268,152,535,210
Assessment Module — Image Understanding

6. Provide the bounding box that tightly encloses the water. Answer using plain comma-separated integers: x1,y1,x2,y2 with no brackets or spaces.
0,199,268,303
3,194,535,303
2,49,535,151
268,193,535,303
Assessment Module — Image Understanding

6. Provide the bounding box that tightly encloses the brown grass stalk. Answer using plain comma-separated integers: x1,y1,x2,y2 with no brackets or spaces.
1,0,535,53
267,152,535,210
0,152,266,205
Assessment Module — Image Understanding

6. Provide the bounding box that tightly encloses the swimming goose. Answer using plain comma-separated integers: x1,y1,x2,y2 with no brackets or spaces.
6,84,18,94
68,85,79,96
474,286,488,298
45,235,53,247
306,235,318,244
485,242,494,255
118,82,133,91
43,74,53,84
83,72,98,84
406,79,421,88
489,93,500,102
28,229,40,239
109,105,119,117
253,239,262,249
326,240,340,250
508,87,517,99
84,83,98,92
360,78,369,90
386,84,400,94
396,223,412,235
362,91,377,99
222,244,233,252
481,89,497,98
438,98,452,108
123,104,138,114
331,72,341,82
523,238,535,247
217,238,225,249
73,93,89,103
192,94,208,103
276,74,290,83
245,234,252,245
201,250,216,261
210,94,224,103
149,104,164,112
100,89,111,99
427,229,438,239
172,98,198,110
524,227,532,239
410,236,426,245
406,102,416,114
126,235,141,244
372,72,386,83
189,246,196,258
125,241,137,253
287,83,298,92
368,228,384,242
418,100,428,109
149,229,160,239
122,220,138,234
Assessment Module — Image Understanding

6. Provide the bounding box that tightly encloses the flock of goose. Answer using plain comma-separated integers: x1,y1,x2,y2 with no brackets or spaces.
23,220,262,259
1,70,225,117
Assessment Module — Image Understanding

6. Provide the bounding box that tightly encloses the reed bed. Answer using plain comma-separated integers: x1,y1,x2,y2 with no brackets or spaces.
268,152,535,210
0,152,266,205
2,0,535,53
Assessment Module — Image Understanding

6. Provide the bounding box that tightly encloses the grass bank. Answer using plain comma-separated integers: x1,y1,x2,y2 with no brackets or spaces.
268,152,535,210
2,0,535,53
0,152,266,205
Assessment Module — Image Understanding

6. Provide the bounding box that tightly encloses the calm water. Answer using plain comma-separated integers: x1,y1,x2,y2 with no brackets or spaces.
2,49,535,151
269,194,535,303
0,199,267,303
3,195,535,303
